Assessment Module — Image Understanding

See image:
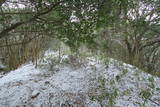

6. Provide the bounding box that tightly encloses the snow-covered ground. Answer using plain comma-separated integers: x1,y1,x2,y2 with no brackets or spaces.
0,51,159,107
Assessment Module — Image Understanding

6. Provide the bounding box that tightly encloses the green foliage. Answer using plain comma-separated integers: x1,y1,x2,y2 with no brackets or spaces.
139,89,152,107
90,75,119,107
0,0,160,74
148,77,155,89
140,90,152,100
156,88,160,91
93,0,160,75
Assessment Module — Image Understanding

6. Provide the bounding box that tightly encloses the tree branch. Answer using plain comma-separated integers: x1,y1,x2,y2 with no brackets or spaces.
0,0,6,6
0,1,63,39
140,36,160,50
149,98,160,106
0,35,41,48
0,12,36,15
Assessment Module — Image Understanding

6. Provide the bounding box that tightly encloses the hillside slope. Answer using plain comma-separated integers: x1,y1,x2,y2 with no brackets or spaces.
0,52,159,107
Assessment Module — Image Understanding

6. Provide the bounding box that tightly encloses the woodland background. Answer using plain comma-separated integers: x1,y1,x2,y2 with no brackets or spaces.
0,0,160,75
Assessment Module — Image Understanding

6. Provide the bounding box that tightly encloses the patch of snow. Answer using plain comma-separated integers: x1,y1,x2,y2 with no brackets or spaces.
31,90,40,98
0,64,40,86
0,61,6,70
0,51,159,107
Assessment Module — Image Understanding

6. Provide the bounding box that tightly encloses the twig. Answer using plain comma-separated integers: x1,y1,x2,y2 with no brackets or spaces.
149,98,160,106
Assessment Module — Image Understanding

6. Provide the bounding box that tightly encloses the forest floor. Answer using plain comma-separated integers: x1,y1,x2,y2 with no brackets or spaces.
0,50,160,107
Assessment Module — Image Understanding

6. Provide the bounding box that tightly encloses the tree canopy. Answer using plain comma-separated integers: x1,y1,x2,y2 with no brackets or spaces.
0,0,160,74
